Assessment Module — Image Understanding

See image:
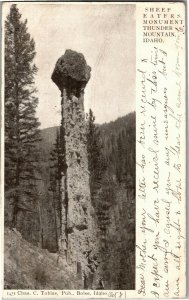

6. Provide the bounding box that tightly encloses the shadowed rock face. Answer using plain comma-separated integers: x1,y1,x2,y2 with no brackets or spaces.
51,49,91,95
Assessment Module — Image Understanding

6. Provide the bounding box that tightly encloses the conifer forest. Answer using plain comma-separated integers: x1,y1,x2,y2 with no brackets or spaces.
4,4,136,290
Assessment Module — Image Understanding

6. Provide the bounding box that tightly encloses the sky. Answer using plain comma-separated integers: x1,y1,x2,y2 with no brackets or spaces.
4,3,136,129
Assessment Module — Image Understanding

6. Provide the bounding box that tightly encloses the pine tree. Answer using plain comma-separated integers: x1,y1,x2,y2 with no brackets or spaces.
87,109,105,205
116,132,123,183
49,128,65,251
5,4,41,227
49,128,63,204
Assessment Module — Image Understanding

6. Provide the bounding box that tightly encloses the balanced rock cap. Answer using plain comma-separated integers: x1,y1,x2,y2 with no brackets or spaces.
51,49,91,92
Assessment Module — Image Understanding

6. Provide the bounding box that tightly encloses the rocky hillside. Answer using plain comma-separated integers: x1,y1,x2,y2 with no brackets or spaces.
4,227,82,289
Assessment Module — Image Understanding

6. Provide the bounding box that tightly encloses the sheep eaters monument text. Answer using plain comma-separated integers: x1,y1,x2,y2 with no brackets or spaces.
52,49,97,288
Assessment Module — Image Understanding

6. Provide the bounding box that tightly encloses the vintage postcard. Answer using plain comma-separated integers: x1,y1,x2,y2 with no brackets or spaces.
0,1,186,299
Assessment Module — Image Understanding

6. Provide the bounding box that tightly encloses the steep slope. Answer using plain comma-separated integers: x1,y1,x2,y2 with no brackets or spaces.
4,227,82,289
89,112,136,289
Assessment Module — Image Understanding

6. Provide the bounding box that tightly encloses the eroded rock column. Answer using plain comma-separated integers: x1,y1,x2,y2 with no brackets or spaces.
51,49,96,287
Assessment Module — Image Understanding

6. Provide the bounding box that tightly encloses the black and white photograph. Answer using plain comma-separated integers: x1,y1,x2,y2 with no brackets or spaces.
3,2,136,290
